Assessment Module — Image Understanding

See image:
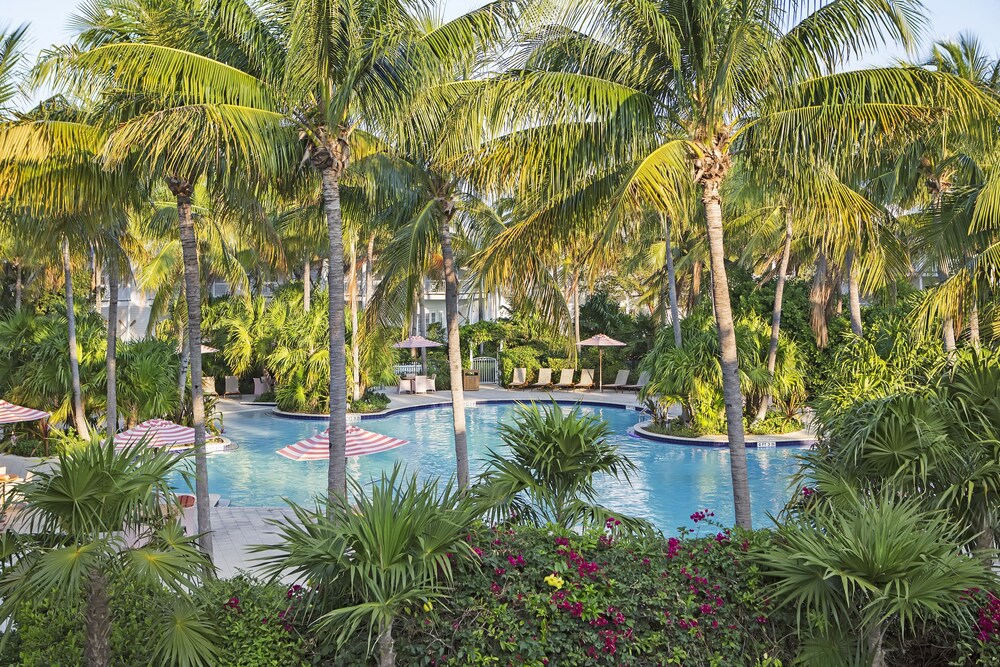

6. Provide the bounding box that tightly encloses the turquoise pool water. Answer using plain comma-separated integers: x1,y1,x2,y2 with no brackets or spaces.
178,403,803,532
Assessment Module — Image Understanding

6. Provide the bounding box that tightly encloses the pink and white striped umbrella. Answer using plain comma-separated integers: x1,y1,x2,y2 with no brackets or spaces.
276,426,408,461
114,419,195,449
0,400,49,425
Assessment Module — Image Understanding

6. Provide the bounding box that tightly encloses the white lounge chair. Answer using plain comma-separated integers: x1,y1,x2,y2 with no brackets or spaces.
509,367,528,389
623,371,650,392
603,369,631,391
530,368,553,389
553,369,575,389
252,377,266,397
575,369,595,390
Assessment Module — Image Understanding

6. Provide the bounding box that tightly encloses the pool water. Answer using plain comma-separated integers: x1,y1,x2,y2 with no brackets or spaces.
176,403,803,532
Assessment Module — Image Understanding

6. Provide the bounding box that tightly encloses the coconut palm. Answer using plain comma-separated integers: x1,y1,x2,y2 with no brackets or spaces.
432,0,1000,527
0,440,217,667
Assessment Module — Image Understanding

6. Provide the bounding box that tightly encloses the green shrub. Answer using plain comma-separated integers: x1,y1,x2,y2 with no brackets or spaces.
349,389,390,413
499,345,542,385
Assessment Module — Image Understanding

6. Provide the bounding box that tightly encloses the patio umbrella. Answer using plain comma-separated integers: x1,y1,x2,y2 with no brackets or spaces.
276,425,409,461
578,334,627,392
393,335,443,374
0,400,49,425
114,419,195,450
200,345,219,354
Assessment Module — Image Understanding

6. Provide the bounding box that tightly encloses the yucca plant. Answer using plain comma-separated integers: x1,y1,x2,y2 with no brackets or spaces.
255,466,478,667
761,490,994,667
0,439,217,667
471,400,645,532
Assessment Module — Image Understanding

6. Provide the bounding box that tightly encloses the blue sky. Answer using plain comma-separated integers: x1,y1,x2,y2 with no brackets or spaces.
6,0,1000,69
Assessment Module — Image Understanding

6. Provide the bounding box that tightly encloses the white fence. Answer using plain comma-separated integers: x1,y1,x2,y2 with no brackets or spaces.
472,357,499,384
392,363,424,376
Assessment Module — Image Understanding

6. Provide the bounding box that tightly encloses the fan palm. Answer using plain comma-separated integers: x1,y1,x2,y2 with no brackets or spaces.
0,440,217,667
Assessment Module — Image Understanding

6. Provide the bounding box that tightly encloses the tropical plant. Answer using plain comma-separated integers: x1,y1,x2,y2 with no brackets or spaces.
0,440,217,667
471,401,644,531
762,490,994,667
255,466,478,667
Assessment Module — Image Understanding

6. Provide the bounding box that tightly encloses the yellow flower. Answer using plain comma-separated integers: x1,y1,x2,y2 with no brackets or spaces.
422,600,433,613
543,574,564,590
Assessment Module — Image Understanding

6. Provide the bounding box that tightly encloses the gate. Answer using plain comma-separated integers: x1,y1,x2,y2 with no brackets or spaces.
471,357,499,384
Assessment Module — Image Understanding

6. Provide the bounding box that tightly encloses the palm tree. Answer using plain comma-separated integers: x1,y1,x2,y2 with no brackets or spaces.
433,0,998,527
0,440,217,667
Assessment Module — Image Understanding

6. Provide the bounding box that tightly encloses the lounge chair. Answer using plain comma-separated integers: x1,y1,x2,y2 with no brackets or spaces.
553,368,575,389
623,370,650,392
413,376,430,394
202,376,217,396
575,369,595,390
252,377,266,397
224,376,240,397
603,369,631,392
530,368,553,389
508,367,528,389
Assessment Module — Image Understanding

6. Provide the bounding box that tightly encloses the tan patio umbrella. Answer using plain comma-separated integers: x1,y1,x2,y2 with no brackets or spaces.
393,335,443,374
578,334,627,391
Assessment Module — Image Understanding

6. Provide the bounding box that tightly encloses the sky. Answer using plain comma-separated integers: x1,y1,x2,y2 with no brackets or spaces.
5,0,1000,77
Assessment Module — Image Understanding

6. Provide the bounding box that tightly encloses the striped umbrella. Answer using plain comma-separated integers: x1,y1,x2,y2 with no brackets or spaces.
114,419,195,450
0,400,49,425
276,426,408,461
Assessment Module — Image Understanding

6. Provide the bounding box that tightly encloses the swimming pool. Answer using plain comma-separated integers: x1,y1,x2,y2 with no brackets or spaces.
178,402,803,532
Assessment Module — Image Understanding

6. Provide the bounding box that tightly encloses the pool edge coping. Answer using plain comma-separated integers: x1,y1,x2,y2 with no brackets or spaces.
631,421,816,448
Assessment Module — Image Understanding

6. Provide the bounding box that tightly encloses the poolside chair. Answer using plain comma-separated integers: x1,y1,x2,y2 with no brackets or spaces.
224,376,241,398
428,374,437,392
509,367,528,389
603,369,631,392
413,376,430,394
530,368,553,389
252,377,266,397
575,369,595,390
396,375,413,394
553,368,576,389
202,376,217,396
623,370,650,392
177,494,197,536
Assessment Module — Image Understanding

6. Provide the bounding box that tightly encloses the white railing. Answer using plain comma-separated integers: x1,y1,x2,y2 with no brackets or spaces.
393,363,424,376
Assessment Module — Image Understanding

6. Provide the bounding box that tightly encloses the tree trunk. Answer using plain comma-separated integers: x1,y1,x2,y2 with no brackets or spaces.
349,238,361,401
365,233,375,309
14,261,22,311
938,258,956,355
106,254,119,435
663,215,682,347
571,270,581,354
845,250,863,337
866,623,886,667
810,254,830,348
378,618,396,667
303,257,311,312
970,301,981,350
440,208,469,489
418,280,427,372
756,212,793,421
177,328,189,412
84,569,111,667
689,259,702,311
63,236,89,437
321,167,348,506
172,179,213,558
701,180,752,530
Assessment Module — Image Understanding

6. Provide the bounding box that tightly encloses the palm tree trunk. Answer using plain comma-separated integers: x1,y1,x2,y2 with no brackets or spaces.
321,167,348,505
866,623,886,667
303,257,311,312
378,618,396,667
810,254,830,348
572,271,581,350
663,215,682,347
418,279,427,372
105,254,119,435
171,178,213,558
365,233,375,307
177,328,189,411
970,301,981,350
63,236,89,436
14,261,22,311
756,212,793,421
84,569,111,667
440,209,469,489
349,238,361,402
845,250,863,337
689,259,702,310
938,258,956,355
701,180,752,530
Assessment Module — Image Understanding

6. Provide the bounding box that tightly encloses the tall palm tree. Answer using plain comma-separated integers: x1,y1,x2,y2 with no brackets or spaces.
432,0,997,527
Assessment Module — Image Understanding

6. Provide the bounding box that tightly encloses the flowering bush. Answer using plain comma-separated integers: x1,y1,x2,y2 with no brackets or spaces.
354,523,797,666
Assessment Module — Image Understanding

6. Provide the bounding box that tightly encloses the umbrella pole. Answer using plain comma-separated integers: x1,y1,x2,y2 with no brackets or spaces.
599,348,603,392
